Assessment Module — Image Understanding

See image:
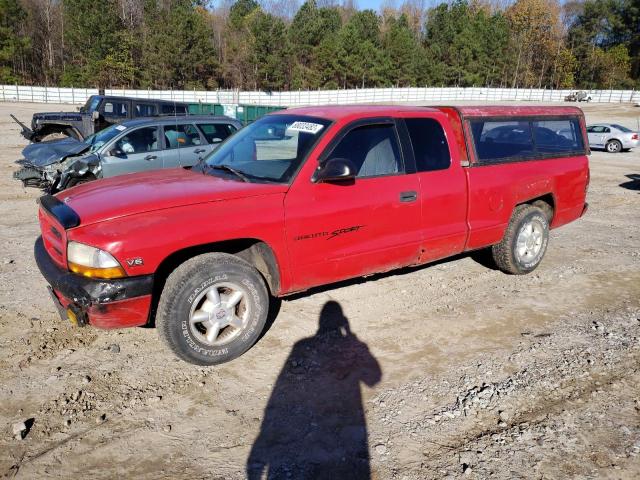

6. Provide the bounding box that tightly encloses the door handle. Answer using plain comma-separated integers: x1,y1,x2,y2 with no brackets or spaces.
194,149,206,154
144,155,157,161
400,191,418,202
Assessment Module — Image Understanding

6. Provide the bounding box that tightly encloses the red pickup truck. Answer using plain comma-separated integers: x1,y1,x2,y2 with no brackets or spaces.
35,105,589,365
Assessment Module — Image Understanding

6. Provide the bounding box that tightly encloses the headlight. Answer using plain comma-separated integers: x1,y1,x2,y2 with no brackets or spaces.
67,241,126,279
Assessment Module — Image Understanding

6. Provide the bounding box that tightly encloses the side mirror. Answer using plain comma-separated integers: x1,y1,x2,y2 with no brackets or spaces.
91,111,100,121
109,148,124,157
313,158,357,183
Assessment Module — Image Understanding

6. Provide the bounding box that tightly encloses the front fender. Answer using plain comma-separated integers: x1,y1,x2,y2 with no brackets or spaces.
65,194,294,294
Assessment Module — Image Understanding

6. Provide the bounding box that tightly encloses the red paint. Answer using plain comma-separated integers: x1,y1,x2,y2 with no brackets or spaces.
38,105,589,329
52,290,151,329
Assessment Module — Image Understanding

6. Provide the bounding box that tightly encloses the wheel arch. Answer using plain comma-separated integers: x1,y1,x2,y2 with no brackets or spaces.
148,238,281,326
34,122,81,141
516,193,555,224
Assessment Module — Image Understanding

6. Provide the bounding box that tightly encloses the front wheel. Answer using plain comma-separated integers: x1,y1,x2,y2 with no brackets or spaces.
156,253,269,365
605,139,622,153
492,204,549,275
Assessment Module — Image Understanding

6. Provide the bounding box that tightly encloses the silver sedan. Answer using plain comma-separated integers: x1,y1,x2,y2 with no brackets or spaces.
586,123,639,153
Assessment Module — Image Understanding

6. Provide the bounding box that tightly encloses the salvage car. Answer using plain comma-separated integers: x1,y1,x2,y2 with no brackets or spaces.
586,123,639,152
11,95,189,142
15,115,241,192
34,105,590,365
564,91,592,102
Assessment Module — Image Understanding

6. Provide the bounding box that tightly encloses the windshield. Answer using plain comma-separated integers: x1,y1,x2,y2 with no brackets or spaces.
80,95,101,114
611,124,633,132
83,123,126,153
200,114,331,183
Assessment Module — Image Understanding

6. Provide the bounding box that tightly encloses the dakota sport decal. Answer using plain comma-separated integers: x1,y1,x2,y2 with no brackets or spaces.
295,225,364,241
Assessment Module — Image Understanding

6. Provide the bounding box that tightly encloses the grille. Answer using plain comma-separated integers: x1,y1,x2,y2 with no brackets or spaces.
39,208,67,268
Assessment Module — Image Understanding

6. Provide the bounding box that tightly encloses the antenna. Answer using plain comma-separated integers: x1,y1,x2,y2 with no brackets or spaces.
172,86,182,168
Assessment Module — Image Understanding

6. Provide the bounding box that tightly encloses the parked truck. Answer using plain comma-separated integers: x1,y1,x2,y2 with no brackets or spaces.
34,105,590,365
12,95,189,142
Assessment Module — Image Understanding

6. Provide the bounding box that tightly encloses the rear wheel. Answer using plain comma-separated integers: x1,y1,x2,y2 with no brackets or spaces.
156,253,269,365
605,139,622,153
492,204,549,275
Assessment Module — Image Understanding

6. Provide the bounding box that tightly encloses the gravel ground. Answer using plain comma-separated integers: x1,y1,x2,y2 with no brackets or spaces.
0,102,639,479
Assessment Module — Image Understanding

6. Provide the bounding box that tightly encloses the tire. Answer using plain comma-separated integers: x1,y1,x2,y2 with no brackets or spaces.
492,204,549,275
64,127,81,140
156,252,269,365
605,139,622,153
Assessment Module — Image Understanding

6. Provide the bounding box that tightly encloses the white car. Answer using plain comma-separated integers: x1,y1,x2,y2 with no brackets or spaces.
586,123,639,153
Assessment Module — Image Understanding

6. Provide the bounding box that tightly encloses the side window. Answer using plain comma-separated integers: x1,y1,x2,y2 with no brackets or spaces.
405,118,451,172
115,127,159,154
197,123,236,144
330,124,401,178
603,127,611,133
591,126,605,133
160,104,186,114
164,124,202,148
533,119,584,154
471,120,534,163
134,103,156,117
102,101,128,117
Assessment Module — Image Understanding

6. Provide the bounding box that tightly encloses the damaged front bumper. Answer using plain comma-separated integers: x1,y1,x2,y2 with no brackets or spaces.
34,237,154,329
13,161,57,189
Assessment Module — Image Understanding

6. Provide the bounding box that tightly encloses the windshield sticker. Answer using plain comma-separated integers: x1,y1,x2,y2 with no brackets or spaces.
115,125,127,131
287,121,324,134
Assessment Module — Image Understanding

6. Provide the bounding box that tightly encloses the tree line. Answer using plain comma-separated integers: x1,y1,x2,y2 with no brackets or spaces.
1,0,638,91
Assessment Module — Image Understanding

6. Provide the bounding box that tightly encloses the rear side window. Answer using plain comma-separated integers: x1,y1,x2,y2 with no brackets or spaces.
405,118,450,171
470,117,586,164
197,123,236,144
330,124,401,178
134,103,156,117
533,119,583,154
161,104,187,114
164,124,202,148
471,120,534,162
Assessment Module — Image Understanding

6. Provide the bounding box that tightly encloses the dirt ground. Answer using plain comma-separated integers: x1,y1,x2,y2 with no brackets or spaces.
0,101,639,479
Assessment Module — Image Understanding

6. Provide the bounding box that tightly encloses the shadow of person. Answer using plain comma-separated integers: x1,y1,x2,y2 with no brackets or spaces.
620,174,640,192
247,301,382,480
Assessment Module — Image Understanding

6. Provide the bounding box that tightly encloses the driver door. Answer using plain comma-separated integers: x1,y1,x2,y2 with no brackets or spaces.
284,119,422,291
100,126,162,178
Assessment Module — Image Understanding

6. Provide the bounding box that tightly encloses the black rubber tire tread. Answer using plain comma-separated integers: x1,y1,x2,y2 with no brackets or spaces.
605,139,622,153
532,199,553,223
156,252,269,366
491,204,549,275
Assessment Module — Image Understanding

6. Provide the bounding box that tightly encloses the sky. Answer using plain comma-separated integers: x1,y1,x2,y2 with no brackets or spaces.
357,0,388,9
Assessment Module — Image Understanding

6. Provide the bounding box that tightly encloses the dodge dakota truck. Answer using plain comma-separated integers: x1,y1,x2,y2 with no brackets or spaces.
34,105,590,365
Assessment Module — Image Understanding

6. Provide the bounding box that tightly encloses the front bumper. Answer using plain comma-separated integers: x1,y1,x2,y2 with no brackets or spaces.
34,237,153,329
14,164,51,189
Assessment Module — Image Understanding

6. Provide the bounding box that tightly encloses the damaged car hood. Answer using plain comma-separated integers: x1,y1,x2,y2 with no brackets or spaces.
58,168,288,226
22,138,90,167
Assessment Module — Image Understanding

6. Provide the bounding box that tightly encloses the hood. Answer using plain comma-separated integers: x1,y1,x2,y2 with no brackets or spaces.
58,168,288,226
23,137,90,167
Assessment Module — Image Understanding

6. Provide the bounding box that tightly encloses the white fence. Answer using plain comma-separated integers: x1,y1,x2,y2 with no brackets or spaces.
0,84,637,106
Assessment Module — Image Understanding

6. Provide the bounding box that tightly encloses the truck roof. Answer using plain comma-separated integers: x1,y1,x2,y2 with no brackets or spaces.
278,104,584,121
118,115,240,128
